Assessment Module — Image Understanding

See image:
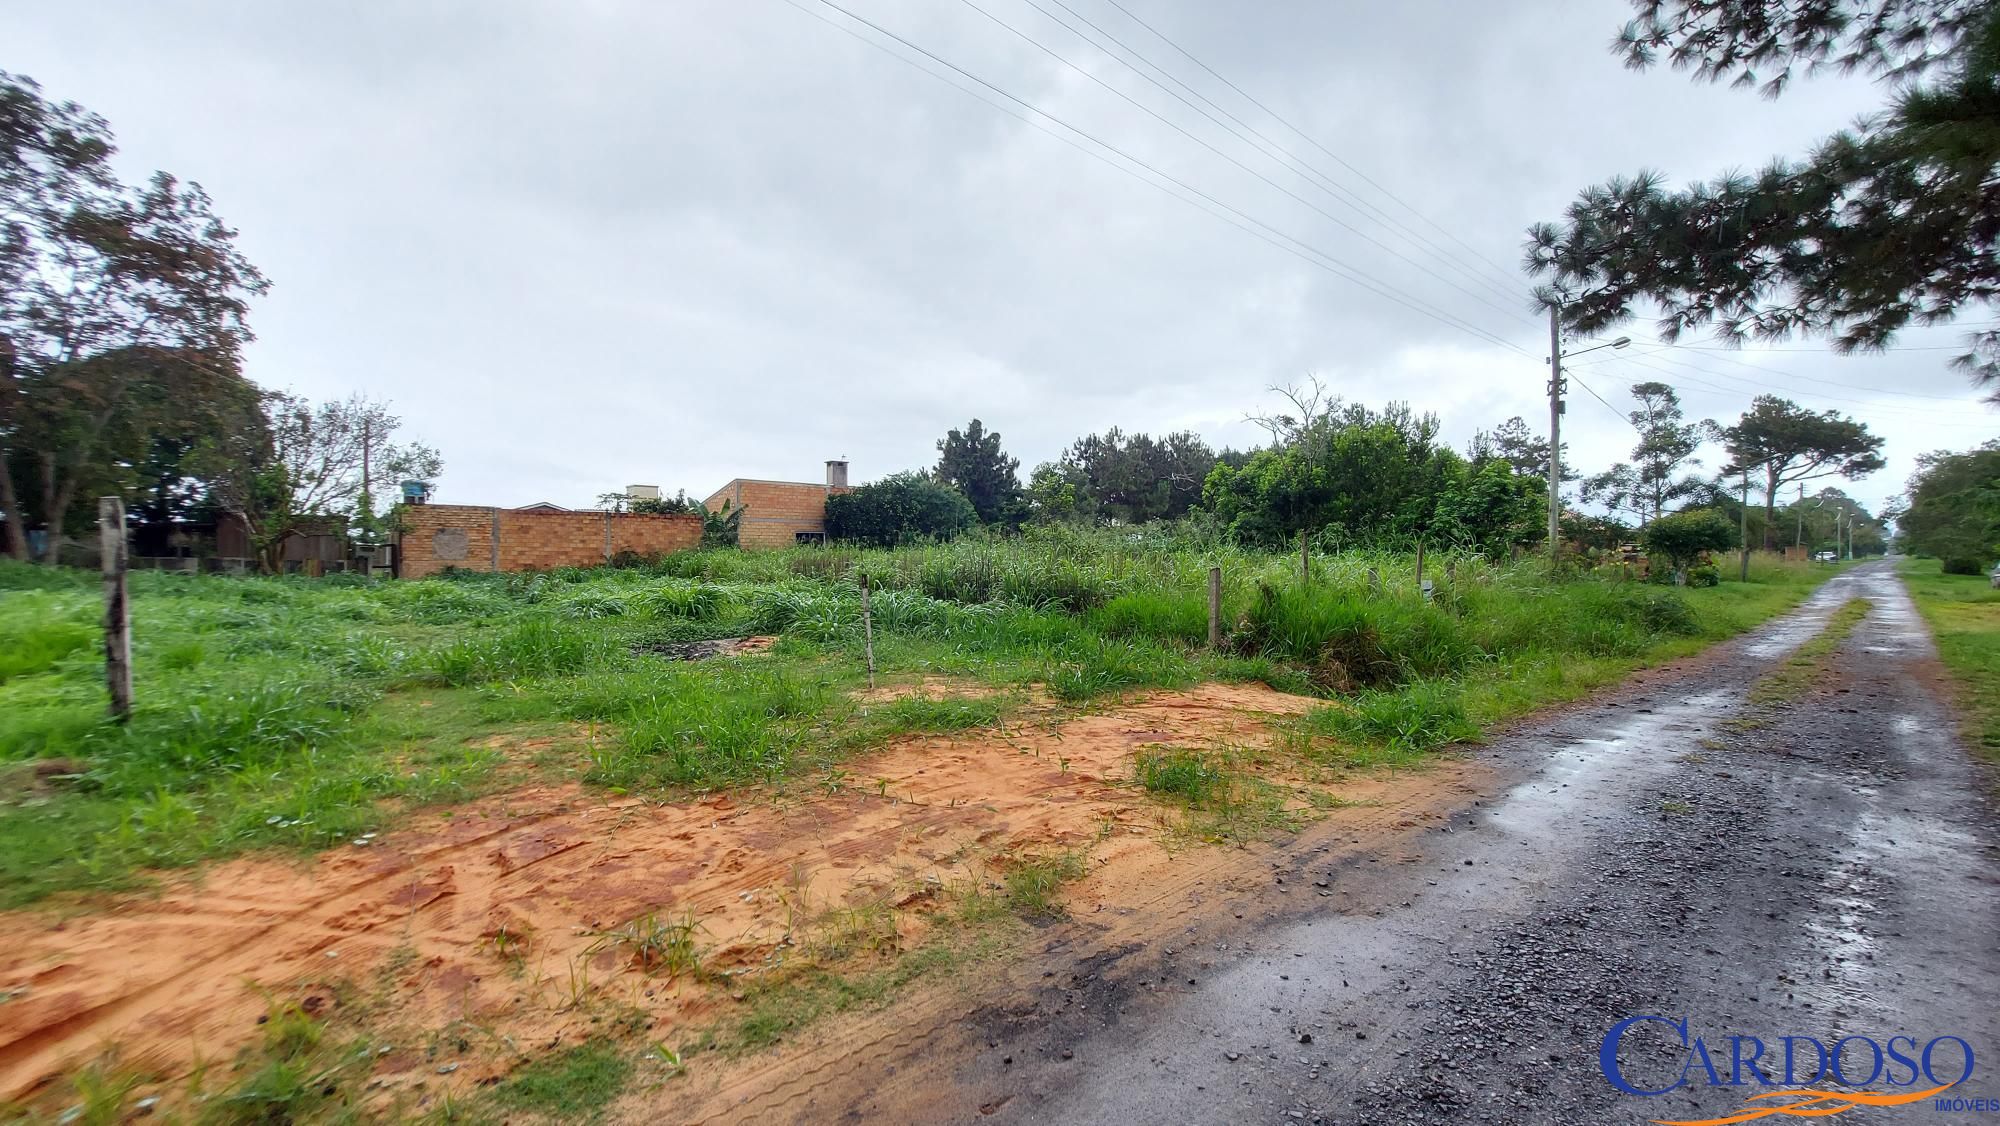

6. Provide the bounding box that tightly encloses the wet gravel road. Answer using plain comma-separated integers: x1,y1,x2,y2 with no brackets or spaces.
970,562,2000,1125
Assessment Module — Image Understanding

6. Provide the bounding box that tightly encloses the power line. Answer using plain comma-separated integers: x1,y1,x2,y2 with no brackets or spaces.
950,0,1533,325
1620,349,1991,418
1630,343,1986,404
1096,0,1529,291
1565,370,1644,433
1596,353,2000,429
1016,0,1533,312
781,0,1536,356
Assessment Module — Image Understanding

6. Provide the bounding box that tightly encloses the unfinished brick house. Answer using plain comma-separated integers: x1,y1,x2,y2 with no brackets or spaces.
704,461,852,549
396,503,702,579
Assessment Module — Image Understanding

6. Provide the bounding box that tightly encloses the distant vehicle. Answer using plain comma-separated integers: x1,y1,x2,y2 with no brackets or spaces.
1814,551,1837,563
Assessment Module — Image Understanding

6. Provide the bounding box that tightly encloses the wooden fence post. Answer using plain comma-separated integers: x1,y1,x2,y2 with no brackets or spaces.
1299,531,1309,583
100,497,132,722
1415,542,1425,589
860,573,876,690
1207,566,1221,649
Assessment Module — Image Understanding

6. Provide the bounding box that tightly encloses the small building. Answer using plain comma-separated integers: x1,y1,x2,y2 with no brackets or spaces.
705,460,852,548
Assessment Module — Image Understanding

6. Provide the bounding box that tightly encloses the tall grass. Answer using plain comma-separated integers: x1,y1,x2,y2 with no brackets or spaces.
0,536,1838,906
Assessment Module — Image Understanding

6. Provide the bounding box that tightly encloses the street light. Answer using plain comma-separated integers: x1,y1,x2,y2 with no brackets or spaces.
1568,336,1633,358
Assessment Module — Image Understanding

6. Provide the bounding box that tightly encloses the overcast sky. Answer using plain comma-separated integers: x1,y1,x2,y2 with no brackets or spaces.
10,0,1997,513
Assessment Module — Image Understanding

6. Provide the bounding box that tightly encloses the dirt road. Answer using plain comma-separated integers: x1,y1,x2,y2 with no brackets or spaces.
775,562,2000,1125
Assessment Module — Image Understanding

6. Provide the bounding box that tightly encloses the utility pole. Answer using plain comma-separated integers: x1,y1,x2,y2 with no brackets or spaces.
1543,310,1628,563
1739,471,1752,582
1547,305,1564,560
1795,483,1805,549
360,416,373,538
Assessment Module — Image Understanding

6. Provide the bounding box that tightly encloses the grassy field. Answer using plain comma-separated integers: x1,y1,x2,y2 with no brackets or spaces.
1899,558,2000,760
0,530,1841,908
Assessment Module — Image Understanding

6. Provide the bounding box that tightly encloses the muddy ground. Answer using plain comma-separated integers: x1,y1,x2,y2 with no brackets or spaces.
672,562,2000,1125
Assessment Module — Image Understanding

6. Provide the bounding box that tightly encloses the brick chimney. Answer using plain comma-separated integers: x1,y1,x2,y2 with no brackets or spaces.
826,460,849,489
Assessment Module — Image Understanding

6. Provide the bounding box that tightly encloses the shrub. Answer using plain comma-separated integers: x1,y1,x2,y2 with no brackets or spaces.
1943,556,1987,576
1641,509,1738,572
825,473,978,547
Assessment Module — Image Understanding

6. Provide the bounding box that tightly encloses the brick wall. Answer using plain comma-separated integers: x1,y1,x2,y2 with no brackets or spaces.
396,504,702,578
704,479,853,549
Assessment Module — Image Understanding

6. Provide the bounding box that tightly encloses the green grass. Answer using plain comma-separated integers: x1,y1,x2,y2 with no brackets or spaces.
1135,748,1226,803
1749,598,1873,705
490,1041,633,1121
0,541,1841,908
1900,560,2000,760
1002,850,1087,917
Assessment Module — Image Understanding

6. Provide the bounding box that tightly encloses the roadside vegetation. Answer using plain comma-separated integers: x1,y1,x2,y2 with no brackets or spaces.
0,532,1840,909
1899,561,2000,760
1748,598,1873,706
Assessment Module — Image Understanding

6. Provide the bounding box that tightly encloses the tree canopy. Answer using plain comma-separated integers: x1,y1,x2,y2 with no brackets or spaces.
1895,441,2000,571
1582,383,1720,525
825,471,978,547
1,71,270,560
1205,399,1544,553
1031,428,1218,525
1641,508,1740,571
1525,0,2000,398
1721,395,1886,547
935,419,1024,526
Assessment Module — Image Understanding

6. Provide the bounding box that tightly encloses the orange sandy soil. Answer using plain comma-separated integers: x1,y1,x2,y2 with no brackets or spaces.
0,681,1486,1120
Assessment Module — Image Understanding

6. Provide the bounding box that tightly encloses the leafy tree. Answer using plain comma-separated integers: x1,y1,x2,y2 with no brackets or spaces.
1721,395,1886,548
1,71,269,560
1207,398,1540,553
596,489,703,515
1468,415,1558,479
1785,486,1887,555
1581,463,1652,526
1628,383,1721,519
825,471,977,546
1582,383,1720,525
1431,457,1549,552
1642,508,1740,574
702,500,742,548
1045,427,1216,524
1025,462,1081,522
206,392,440,569
935,419,1024,526
1524,1,2000,398
1895,442,2000,571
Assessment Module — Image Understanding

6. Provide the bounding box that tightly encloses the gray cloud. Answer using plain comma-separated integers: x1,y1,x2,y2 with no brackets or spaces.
10,0,1994,513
